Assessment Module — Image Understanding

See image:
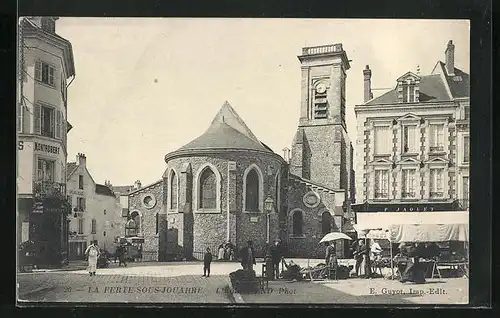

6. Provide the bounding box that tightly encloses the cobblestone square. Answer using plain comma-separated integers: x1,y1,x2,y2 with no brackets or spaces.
17,261,468,305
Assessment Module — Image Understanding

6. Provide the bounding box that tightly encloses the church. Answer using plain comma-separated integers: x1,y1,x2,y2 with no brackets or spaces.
125,43,356,261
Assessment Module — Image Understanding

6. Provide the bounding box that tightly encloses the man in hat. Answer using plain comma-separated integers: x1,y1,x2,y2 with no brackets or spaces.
240,240,256,271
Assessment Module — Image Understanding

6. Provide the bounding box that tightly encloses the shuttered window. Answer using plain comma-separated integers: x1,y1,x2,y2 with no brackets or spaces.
35,60,55,86
17,102,23,133
55,110,61,139
34,104,41,135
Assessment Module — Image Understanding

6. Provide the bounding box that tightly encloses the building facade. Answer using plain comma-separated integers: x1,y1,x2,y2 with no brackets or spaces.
353,40,469,229
125,43,356,261
288,44,356,257
66,154,122,260
17,17,75,266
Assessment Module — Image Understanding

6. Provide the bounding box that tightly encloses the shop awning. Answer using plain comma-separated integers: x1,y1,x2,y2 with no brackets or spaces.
355,211,469,242
389,223,469,243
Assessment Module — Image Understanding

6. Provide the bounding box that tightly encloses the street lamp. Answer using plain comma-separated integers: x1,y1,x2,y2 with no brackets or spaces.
264,197,274,243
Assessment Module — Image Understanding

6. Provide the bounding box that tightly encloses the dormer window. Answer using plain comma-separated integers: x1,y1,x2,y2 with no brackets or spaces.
397,73,420,103
403,83,415,103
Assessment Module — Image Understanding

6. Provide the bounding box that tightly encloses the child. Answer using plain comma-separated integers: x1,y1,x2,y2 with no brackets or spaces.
203,247,213,277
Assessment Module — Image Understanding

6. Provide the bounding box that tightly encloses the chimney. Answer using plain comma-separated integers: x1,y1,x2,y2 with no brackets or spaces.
77,153,86,167
105,180,113,189
445,40,455,76
134,180,142,190
363,65,373,102
282,147,290,163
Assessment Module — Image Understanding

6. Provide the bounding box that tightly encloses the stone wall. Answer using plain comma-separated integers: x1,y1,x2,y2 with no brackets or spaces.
166,151,285,259
128,180,163,261
286,178,347,258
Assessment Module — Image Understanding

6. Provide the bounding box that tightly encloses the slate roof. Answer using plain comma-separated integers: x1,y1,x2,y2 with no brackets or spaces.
95,184,116,197
171,101,273,154
66,162,78,180
112,185,135,195
365,62,469,105
438,62,470,98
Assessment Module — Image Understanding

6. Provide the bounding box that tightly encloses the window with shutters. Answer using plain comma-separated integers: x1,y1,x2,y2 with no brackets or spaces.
77,197,86,212
402,125,418,154
374,169,389,199
35,60,55,87
37,159,55,182
402,169,416,198
374,126,392,155
429,168,444,198
78,218,84,234
35,104,63,139
91,219,96,234
463,135,469,164
17,102,23,133
429,124,445,152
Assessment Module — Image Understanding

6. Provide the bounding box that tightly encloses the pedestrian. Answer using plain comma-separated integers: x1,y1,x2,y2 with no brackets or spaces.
203,247,213,277
353,239,366,277
240,240,256,271
225,240,234,260
85,240,100,276
118,244,127,267
270,239,283,279
217,244,225,260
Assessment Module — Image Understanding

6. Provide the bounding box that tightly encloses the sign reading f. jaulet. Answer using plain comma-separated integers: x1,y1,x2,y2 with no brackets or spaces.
34,142,60,154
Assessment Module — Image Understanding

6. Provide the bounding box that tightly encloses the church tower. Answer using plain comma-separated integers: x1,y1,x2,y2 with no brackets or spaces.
290,43,353,192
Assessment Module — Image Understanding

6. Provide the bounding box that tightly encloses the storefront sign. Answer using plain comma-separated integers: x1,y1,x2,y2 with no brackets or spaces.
352,202,459,213
68,189,84,196
34,142,60,154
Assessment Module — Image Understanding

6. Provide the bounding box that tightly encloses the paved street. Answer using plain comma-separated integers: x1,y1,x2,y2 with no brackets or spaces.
17,260,468,305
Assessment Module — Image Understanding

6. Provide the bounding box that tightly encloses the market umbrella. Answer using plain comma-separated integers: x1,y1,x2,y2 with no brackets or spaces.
319,232,352,244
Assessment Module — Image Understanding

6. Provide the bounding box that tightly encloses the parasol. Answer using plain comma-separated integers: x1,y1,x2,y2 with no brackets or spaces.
319,232,352,244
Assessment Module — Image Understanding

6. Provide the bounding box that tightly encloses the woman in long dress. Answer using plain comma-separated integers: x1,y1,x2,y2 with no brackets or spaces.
85,240,100,276
217,244,225,260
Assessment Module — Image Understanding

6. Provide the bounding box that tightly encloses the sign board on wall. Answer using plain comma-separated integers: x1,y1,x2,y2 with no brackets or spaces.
68,189,84,196
250,217,259,223
34,142,60,154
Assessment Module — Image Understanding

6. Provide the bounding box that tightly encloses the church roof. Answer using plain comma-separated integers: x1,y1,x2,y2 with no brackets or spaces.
171,101,273,155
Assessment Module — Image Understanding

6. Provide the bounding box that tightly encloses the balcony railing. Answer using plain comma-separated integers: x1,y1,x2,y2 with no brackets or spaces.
302,44,343,55
33,181,66,200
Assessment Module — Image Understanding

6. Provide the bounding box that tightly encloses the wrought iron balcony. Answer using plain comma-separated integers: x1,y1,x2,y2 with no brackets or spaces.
33,181,66,200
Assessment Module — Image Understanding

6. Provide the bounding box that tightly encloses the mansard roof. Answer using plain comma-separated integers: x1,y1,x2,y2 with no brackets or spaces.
365,63,469,106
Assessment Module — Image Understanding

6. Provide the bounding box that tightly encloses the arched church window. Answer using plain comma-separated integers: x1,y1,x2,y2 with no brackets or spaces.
245,169,260,212
321,211,332,235
170,170,178,210
292,211,303,236
129,211,141,235
199,168,217,209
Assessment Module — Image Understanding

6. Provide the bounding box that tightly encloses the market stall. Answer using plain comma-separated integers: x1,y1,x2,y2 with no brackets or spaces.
354,212,469,280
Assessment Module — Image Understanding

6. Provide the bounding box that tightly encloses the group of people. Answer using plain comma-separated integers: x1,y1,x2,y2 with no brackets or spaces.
397,242,440,284
217,240,235,261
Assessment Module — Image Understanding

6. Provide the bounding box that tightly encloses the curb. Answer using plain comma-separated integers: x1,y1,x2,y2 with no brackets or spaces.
223,284,245,304
18,286,56,298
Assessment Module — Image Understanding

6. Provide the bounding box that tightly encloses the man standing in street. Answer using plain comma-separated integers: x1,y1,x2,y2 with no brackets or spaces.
203,247,212,277
270,239,283,279
240,240,256,271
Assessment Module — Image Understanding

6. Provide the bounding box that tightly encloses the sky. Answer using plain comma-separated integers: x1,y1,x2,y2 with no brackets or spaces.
56,18,470,187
